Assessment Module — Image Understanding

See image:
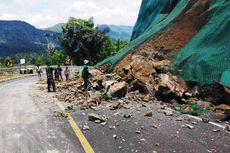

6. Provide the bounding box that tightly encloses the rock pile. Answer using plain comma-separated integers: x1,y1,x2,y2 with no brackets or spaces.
37,53,230,118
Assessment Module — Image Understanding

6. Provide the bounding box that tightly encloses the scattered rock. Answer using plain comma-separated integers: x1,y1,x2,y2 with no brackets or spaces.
207,149,217,153
113,134,118,139
135,130,141,134
144,111,153,117
123,114,132,118
225,125,230,131
186,124,194,129
82,125,90,131
88,113,107,123
192,122,197,125
163,109,173,116
110,102,122,110
140,138,146,142
180,105,194,114
202,118,210,123
175,117,184,121
109,126,116,130
212,129,221,132
101,122,107,126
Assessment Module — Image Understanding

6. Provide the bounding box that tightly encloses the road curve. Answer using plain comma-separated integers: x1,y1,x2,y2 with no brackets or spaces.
0,77,84,153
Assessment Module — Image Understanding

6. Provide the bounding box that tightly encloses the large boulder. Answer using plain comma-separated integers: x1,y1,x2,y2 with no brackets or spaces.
121,55,156,93
89,68,103,76
155,73,188,100
129,55,156,80
107,81,128,98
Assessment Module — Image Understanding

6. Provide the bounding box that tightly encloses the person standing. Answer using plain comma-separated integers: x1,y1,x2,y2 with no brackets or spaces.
81,60,91,91
46,62,56,92
64,67,70,81
37,66,42,78
57,65,63,81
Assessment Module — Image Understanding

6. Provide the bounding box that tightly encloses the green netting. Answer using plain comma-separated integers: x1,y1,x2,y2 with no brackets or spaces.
96,0,189,71
172,103,207,116
131,0,169,40
172,0,230,86
220,70,230,88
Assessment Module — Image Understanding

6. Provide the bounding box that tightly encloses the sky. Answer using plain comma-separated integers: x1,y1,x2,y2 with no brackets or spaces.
0,0,142,28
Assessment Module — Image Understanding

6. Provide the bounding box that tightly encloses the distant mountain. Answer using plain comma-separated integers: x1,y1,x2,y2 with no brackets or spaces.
45,23,65,33
98,24,133,41
0,20,58,57
46,23,133,41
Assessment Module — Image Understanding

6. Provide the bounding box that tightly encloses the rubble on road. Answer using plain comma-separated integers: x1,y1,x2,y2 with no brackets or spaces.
88,113,107,123
82,125,90,131
162,109,174,116
53,111,69,118
225,125,230,131
185,124,194,129
36,62,230,125
123,114,132,118
144,111,153,117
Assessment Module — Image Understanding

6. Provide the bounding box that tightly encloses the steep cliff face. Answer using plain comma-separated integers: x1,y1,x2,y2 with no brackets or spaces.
97,0,230,87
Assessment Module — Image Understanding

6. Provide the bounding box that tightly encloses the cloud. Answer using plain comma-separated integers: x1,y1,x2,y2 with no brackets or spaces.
0,0,142,28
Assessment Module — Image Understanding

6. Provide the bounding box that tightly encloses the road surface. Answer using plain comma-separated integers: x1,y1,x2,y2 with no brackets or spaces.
0,77,229,153
0,77,84,153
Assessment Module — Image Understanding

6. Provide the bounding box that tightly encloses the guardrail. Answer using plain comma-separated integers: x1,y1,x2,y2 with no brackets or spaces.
0,65,83,72
0,65,36,72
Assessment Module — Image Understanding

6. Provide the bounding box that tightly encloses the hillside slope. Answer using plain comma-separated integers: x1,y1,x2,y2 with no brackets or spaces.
0,20,58,56
97,0,230,87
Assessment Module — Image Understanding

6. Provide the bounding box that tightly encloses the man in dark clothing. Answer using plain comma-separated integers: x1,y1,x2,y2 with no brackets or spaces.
64,67,70,81
57,65,63,81
82,60,91,91
46,63,56,92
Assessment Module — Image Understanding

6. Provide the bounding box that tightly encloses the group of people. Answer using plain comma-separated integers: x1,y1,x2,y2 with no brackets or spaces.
44,59,91,92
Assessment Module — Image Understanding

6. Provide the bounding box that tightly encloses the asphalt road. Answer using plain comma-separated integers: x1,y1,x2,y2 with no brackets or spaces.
0,77,229,153
0,77,84,153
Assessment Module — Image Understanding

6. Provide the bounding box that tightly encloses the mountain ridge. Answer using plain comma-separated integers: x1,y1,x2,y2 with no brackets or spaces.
45,23,133,41
0,20,58,57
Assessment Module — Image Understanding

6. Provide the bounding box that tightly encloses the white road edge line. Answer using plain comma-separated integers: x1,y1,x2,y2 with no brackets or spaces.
185,114,226,129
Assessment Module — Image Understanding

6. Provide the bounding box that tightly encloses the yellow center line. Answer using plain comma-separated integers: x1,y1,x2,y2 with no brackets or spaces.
56,100,95,153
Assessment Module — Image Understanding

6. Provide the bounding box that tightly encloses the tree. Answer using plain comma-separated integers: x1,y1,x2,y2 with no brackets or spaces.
99,37,116,58
35,56,44,66
116,39,129,52
51,50,65,65
59,17,107,65
98,38,129,60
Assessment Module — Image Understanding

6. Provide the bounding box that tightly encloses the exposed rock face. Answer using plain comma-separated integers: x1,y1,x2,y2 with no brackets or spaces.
129,55,156,79
113,0,211,74
156,73,188,97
